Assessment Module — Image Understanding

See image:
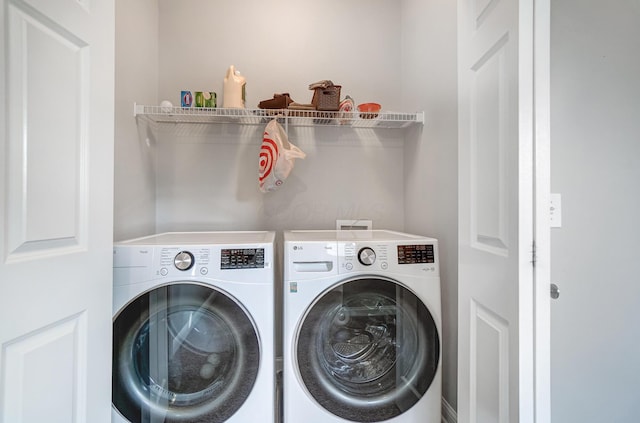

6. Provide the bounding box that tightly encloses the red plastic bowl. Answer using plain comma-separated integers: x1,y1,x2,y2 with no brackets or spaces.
357,102,381,118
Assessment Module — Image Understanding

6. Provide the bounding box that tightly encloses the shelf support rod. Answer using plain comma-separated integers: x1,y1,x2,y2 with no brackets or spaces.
133,102,145,117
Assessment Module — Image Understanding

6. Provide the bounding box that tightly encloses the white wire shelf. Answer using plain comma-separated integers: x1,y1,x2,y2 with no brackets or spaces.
134,103,424,129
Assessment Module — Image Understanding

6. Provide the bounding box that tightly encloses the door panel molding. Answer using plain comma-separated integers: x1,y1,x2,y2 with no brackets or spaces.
469,33,510,256
1,311,88,422
5,2,89,262
470,299,509,423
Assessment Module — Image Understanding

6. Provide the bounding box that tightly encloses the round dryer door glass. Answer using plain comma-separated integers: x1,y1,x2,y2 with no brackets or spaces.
112,283,260,423
296,277,440,422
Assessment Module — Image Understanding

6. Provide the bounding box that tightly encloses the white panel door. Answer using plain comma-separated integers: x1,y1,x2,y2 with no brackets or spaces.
458,0,549,422
0,0,114,422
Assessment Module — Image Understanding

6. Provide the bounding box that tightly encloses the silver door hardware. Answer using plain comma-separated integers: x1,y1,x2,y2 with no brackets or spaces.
550,283,560,300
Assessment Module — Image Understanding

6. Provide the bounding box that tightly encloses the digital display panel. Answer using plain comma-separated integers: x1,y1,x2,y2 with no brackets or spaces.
221,248,265,269
397,244,435,264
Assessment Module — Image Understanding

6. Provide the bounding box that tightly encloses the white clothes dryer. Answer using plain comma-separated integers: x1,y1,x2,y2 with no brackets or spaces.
112,231,275,423
283,230,441,423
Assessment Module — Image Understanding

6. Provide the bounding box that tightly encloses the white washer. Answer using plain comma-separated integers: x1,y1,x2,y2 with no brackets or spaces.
283,230,441,423
112,231,275,423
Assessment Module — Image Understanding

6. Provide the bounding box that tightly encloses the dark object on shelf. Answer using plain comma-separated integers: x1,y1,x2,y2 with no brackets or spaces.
258,93,294,109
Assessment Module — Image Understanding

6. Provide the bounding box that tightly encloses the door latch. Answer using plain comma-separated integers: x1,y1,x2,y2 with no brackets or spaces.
550,283,560,300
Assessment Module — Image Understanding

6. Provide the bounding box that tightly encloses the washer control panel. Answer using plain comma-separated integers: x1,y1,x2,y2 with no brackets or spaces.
341,243,390,271
397,244,435,264
221,248,265,269
339,241,438,275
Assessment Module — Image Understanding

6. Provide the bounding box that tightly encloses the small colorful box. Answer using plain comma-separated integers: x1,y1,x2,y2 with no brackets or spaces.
181,91,193,107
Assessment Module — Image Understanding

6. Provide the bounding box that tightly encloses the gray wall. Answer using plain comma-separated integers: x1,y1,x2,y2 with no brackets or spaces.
114,0,158,241
154,0,406,233
551,1,640,421
401,0,458,410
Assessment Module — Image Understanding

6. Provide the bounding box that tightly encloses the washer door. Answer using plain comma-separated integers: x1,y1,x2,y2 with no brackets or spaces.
113,283,260,423
296,277,439,422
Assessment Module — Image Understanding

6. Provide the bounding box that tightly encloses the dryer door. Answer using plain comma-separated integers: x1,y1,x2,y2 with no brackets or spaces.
112,283,260,423
296,277,440,422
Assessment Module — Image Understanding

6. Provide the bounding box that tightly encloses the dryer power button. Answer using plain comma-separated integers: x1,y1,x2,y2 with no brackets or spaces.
358,247,376,266
174,251,194,271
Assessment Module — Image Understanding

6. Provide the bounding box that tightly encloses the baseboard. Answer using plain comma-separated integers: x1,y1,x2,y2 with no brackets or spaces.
442,397,457,423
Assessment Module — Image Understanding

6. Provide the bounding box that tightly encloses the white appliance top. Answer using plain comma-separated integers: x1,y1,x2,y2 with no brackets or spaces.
285,229,436,243
116,231,275,246
284,229,439,278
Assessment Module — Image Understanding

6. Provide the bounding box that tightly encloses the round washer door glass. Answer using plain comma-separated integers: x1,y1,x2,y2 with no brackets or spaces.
113,283,260,423
296,278,440,422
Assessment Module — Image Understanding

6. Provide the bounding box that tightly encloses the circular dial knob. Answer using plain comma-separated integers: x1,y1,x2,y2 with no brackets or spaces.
358,247,376,266
174,251,194,271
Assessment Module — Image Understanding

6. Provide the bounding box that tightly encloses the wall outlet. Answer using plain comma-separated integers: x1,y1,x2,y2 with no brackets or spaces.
550,193,562,228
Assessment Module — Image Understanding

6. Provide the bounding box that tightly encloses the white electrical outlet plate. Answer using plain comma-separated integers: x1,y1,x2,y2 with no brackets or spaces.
550,193,562,228
336,219,373,230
